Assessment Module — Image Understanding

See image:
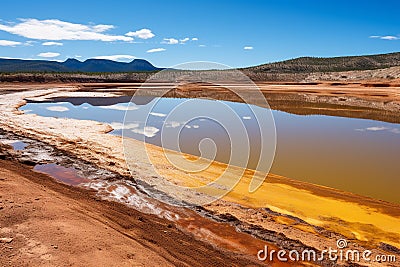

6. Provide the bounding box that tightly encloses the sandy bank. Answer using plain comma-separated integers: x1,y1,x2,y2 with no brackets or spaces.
0,159,264,267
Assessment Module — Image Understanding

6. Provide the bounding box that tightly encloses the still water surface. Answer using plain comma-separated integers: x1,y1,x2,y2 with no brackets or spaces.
21,96,400,203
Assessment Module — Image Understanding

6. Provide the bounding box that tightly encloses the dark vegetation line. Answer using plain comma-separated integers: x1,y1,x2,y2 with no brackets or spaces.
0,52,399,82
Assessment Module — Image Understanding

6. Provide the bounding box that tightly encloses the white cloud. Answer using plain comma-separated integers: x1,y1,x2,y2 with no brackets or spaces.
0,56,38,60
24,40,36,46
99,104,139,111
369,35,399,40
38,52,60,58
147,48,166,53
184,125,192,129
125,28,155,39
93,54,135,61
199,44,206,47
244,46,254,50
242,116,252,120
180,37,190,44
46,106,69,112
42,41,63,46
365,126,388,131
131,126,159,138
192,125,200,129
390,128,400,134
355,126,400,133
0,18,133,42
381,36,399,40
92,24,114,32
109,122,139,130
165,121,182,128
163,37,197,44
149,112,167,117
162,38,179,44
0,40,21,46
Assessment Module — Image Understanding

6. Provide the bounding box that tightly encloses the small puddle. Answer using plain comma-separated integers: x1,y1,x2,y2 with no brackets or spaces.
34,163,90,186
1,140,28,151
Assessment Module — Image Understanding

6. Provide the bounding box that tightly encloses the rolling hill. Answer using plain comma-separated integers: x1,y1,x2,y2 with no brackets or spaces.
243,52,400,73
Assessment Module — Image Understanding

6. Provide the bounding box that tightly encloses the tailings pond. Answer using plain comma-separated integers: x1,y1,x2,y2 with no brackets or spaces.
21,95,400,203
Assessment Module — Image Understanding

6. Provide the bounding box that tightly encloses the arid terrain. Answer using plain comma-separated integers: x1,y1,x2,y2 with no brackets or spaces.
0,79,399,267
0,160,260,267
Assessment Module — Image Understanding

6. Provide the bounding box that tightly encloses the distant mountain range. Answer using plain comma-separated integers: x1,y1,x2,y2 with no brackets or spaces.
1,52,400,74
0,58,161,72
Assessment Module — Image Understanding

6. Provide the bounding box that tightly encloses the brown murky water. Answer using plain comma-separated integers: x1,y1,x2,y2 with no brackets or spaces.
22,96,400,203
270,111,400,203
34,163,90,185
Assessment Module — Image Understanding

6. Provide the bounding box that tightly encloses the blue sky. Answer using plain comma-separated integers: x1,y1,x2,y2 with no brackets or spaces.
0,0,399,68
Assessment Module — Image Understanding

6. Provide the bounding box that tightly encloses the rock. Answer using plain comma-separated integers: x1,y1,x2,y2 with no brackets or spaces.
219,213,239,223
20,158,36,166
379,242,400,254
0,237,13,243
